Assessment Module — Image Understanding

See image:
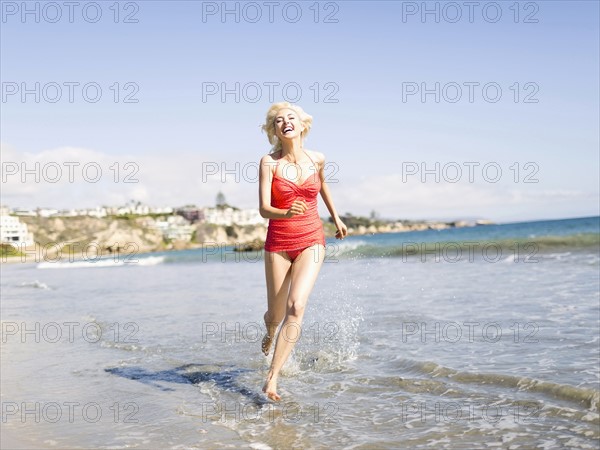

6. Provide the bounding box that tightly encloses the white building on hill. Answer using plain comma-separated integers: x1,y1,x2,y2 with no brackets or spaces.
202,207,267,226
0,206,34,247
150,215,196,241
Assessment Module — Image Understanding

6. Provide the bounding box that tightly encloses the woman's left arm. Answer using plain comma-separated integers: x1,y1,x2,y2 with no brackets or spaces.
316,151,348,240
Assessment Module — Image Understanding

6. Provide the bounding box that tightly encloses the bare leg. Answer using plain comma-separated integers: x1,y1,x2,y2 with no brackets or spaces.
262,250,292,356
263,244,325,401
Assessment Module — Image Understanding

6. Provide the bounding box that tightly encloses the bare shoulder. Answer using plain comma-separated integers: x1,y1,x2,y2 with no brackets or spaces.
305,149,325,168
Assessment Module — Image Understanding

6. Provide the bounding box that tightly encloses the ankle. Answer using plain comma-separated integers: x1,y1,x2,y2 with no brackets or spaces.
264,312,280,331
266,371,277,382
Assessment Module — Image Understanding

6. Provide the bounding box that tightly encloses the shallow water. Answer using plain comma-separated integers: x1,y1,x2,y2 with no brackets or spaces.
1,218,599,448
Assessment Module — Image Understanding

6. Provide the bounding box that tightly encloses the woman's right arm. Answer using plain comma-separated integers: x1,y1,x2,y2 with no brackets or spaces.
259,155,300,219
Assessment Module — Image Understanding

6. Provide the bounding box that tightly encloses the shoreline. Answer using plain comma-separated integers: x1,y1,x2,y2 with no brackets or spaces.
0,220,481,265
2,214,487,266
4,224,598,266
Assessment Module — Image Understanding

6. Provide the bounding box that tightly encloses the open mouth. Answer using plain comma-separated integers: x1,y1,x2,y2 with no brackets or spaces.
282,125,294,134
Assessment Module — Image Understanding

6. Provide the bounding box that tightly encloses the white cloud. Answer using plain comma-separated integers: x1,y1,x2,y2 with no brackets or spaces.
1,143,597,222
322,174,597,221
0,142,227,209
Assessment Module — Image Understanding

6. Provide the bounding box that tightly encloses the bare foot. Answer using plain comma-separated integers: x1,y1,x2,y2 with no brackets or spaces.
262,374,281,401
261,333,273,356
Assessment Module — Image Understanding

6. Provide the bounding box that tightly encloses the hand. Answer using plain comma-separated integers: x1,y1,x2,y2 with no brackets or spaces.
334,219,348,240
285,198,308,218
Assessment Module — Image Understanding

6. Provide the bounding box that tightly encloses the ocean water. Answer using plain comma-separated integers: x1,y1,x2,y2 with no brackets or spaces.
1,216,599,449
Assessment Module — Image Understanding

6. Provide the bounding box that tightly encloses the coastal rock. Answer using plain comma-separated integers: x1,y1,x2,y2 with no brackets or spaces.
194,223,267,246
18,216,165,258
233,239,265,252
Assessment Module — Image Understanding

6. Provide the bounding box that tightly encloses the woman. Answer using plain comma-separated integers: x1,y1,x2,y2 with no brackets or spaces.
258,102,348,401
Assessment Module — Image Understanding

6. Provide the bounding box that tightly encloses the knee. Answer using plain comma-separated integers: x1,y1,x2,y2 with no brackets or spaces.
287,297,306,318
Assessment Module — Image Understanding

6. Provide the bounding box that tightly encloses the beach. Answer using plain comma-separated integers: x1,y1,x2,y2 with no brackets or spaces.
1,216,599,449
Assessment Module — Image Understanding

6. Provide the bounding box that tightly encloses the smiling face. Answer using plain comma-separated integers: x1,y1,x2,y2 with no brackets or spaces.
274,108,305,141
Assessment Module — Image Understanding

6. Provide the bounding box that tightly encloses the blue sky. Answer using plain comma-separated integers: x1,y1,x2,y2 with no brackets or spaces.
1,1,598,222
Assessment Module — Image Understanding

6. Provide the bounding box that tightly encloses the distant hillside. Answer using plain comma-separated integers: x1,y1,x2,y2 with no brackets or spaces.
3,214,474,262
15,215,268,258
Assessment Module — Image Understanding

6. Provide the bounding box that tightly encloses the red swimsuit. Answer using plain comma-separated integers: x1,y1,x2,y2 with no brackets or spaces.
264,150,326,261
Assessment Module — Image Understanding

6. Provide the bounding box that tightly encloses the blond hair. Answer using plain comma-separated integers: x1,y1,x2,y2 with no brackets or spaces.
261,102,313,153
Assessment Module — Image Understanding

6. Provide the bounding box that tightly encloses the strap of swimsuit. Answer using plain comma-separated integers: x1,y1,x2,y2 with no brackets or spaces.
303,149,317,171
273,149,317,179
273,150,281,178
